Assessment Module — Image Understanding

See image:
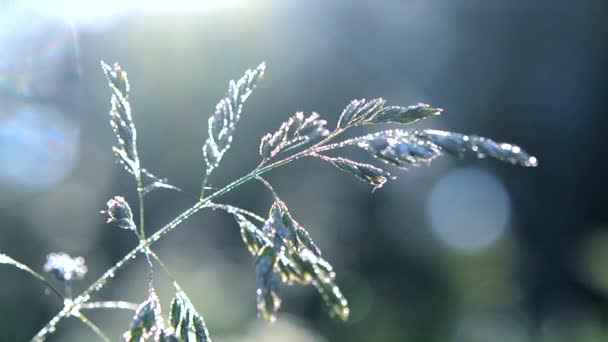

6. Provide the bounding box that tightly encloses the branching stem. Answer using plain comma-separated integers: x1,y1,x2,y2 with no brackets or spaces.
31,121,351,341
147,250,184,292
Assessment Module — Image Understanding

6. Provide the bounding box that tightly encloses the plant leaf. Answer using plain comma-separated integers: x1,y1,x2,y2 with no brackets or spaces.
101,61,141,176
169,297,182,330
141,181,182,197
293,221,322,257
157,330,179,342
336,98,386,128
262,201,298,250
231,195,348,322
233,214,270,255
141,169,181,196
290,249,349,321
261,197,323,257
259,112,330,159
417,129,538,167
262,199,322,256
124,289,164,342
169,291,211,342
276,252,307,285
366,103,442,125
192,314,209,342
356,130,441,169
354,129,538,169
203,62,266,173
316,155,394,190
263,198,349,319
255,246,282,322
180,309,190,342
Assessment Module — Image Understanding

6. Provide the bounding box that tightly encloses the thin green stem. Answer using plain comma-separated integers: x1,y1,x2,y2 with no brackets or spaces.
3,256,114,340
200,169,212,200
29,271,65,301
255,176,279,200
310,138,359,154
1,255,65,301
32,126,350,341
207,203,265,223
135,174,146,239
33,169,270,340
136,174,155,291
80,301,139,311
147,250,183,292
65,279,72,300
31,203,204,341
75,312,110,342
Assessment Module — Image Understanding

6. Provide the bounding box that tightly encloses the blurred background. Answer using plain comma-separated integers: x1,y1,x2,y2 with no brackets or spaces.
1,0,607,341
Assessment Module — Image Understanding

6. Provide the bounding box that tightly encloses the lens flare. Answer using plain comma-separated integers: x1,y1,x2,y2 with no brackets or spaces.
1,7,82,192
11,0,249,29
0,105,79,190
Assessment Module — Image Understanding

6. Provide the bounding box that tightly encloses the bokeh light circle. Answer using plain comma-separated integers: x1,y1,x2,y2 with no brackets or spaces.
426,167,511,253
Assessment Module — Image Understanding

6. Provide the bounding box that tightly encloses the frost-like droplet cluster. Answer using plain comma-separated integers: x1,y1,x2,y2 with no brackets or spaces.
102,63,180,197
168,291,211,342
140,169,181,197
255,246,282,322
234,213,268,255
357,130,442,169
418,129,538,167
368,103,443,125
43,253,87,282
316,154,395,190
233,198,349,322
336,98,442,128
123,289,164,342
336,98,386,128
259,112,330,159
101,61,140,176
203,62,266,172
352,129,538,170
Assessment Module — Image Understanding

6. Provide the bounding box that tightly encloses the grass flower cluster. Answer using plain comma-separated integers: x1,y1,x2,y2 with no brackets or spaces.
0,60,537,341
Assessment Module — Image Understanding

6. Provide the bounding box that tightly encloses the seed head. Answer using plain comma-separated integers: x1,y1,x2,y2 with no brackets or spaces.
103,196,136,231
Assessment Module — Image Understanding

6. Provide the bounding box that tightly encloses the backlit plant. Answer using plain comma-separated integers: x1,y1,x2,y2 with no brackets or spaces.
0,61,537,341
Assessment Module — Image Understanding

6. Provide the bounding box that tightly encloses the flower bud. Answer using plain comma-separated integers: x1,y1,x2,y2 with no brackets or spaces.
104,196,136,231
